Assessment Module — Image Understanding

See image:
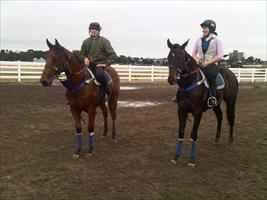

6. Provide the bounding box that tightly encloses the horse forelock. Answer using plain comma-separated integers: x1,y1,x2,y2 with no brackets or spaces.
47,45,65,55
48,46,72,59
173,44,181,49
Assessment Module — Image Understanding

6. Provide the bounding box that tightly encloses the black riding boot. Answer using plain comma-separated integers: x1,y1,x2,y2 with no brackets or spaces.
94,66,110,102
207,80,217,107
204,64,219,108
102,77,110,101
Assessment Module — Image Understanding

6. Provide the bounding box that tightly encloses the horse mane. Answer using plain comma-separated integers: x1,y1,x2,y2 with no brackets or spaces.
50,45,84,67
185,51,200,70
73,54,84,66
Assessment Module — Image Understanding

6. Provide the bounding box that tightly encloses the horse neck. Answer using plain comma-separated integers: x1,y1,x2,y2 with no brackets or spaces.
186,52,199,72
66,53,85,85
183,54,200,85
69,58,82,73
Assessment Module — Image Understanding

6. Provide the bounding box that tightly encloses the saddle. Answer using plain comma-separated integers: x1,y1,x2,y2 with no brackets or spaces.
199,69,225,90
86,68,112,86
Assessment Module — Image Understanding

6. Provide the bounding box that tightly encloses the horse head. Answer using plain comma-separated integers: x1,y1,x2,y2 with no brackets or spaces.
167,39,189,85
40,39,71,86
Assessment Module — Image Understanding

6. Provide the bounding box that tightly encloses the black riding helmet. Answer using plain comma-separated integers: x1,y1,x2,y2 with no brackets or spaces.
200,19,216,33
89,22,101,31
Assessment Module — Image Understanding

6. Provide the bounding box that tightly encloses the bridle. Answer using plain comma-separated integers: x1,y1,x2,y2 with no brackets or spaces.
45,48,91,93
168,50,199,80
44,48,70,81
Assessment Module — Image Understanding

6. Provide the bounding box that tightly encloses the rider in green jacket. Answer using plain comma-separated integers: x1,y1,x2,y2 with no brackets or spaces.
79,22,117,101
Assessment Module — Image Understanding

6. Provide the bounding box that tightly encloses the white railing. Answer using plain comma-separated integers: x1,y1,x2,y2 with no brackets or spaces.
0,61,266,83
229,68,267,83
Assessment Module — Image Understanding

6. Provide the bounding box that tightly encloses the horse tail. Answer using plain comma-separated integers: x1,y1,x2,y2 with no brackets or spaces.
106,66,120,96
221,66,238,142
226,96,236,128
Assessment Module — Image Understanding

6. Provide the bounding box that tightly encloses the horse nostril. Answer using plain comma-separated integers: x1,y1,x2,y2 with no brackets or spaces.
41,80,49,86
168,79,174,85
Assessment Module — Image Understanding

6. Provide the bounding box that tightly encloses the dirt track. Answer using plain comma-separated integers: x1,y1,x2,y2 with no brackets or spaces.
0,82,266,200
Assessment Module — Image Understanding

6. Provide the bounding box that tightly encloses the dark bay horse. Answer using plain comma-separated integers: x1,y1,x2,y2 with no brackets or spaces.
40,39,120,159
167,39,238,166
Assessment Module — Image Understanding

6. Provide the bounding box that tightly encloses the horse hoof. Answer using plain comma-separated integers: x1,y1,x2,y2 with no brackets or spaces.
112,138,118,143
170,159,177,165
84,152,93,159
188,162,196,167
72,154,80,160
101,135,107,139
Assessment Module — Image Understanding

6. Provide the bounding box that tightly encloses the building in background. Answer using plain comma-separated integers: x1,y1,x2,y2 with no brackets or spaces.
229,50,244,61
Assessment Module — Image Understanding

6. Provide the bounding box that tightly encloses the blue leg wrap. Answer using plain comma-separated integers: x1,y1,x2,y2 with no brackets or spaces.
88,133,95,152
76,134,82,153
175,140,183,157
190,141,197,160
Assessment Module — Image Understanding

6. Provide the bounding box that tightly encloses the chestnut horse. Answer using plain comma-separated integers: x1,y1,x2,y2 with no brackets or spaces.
40,39,120,159
167,39,238,166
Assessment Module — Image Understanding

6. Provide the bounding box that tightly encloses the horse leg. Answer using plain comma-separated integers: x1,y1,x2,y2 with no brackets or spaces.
108,95,118,142
213,105,223,142
86,106,97,156
189,112,203,166
70,106,82,159
100,103,108,138
226,99,236,144
171,107,187,164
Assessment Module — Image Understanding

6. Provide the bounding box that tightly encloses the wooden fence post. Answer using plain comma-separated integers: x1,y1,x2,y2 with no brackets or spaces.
128,65,132,82
18,60,21,82
238,68,241,83
252,68,255,82
151,65,154,82
265,68,267,82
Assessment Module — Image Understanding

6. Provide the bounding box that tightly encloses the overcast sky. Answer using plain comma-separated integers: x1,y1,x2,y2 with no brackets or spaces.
1,0,266,60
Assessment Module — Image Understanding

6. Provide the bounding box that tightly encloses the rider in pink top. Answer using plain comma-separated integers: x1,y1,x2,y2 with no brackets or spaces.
192,37,224,60
191,19,224,107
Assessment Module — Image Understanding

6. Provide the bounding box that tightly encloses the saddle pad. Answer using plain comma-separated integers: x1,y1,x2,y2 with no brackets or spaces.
199,70,225,90
87,68,112,86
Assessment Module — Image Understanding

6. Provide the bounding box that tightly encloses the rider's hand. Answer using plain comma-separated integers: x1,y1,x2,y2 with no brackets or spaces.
84,57,90,67
200,62,208,68
198,59,206,68
96,64,106,68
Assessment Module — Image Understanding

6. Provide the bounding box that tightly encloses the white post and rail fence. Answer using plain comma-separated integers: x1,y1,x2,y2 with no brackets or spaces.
0,61,266,83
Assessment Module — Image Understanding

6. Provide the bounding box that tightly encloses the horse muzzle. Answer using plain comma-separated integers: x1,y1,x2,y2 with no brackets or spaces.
40,73,58,86
40,79,51,86
168,77,176,85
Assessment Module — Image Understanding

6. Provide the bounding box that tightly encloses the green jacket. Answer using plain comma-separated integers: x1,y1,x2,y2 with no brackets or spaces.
79,35,117,66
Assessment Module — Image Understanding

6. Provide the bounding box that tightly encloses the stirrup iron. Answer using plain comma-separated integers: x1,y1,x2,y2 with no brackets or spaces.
207,96,217,108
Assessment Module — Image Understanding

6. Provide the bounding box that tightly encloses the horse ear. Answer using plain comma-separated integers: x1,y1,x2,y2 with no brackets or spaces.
46,39,54,49
181,39,189,49
167,39,173,49
55,39,60,47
